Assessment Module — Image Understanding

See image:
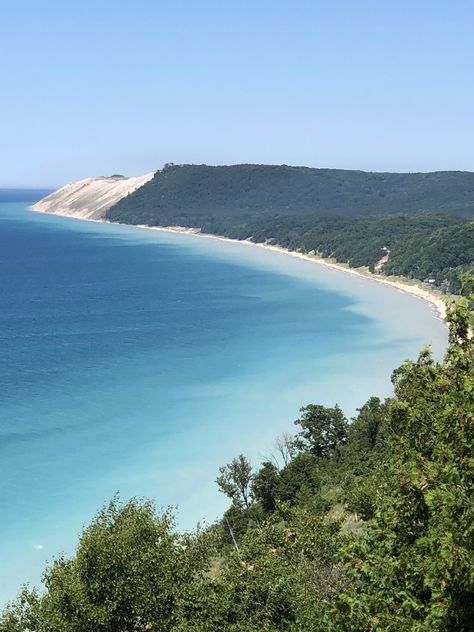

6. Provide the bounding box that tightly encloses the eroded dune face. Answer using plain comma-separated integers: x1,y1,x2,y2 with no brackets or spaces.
32,173,155,220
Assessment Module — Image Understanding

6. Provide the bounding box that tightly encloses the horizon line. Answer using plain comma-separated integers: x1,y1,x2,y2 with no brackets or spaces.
3,161,474,190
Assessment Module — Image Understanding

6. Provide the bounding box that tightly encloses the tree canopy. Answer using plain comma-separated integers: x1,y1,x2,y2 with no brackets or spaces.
106,164,474,293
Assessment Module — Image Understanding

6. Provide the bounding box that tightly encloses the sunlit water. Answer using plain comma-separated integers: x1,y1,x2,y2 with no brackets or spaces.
0,202,447,602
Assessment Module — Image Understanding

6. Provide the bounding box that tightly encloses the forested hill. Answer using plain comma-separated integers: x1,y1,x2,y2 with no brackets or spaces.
106,164,474,294
107,163,474,224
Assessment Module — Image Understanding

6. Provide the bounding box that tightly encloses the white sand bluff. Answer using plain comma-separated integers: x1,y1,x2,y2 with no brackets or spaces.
32,172,154,220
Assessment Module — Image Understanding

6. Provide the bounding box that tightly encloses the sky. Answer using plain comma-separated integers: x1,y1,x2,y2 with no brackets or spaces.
1,0,473,187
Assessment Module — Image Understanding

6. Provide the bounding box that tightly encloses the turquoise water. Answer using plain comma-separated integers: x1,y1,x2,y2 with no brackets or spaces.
0,202,447,602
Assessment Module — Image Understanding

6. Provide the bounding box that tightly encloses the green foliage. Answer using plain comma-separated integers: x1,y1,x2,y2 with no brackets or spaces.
216,454,254,509
252,461,280,513
333,307,474,631
220,500,265,550
275,452,323,507
294,404,349,457
340,397,389,519
238,213,472,292
215,506,347,631
343,397,388,471
0,498,218,632
108,164,474,224
106,164,474,292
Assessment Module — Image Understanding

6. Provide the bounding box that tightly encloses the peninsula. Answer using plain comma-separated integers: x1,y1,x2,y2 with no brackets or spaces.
32,163,474,319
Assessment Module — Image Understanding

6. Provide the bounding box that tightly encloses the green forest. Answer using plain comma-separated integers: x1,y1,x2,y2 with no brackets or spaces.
2,293,473,631
106,164,474,294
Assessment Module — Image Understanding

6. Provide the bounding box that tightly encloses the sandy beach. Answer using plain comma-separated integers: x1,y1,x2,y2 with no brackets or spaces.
30,205,448,324
134,224,448,324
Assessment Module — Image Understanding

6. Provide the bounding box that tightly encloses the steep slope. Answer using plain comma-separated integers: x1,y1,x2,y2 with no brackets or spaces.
106,164,474,226
32,173,154,220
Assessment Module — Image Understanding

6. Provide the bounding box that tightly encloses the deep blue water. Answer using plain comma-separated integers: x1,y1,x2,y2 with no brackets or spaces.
0,202,447,601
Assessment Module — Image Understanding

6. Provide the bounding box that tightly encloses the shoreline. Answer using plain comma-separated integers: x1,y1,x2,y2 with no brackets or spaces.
30,208,448,324
138,224,448,323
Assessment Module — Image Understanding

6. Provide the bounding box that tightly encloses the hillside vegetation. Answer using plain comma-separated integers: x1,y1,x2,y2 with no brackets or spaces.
107,164,474,293
1,297,473,631
108,164,474,221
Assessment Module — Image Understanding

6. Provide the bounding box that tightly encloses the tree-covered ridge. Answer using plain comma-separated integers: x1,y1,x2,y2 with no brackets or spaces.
108,164,474,222
2,298,473,631
106,164,474,293
204,213,473,293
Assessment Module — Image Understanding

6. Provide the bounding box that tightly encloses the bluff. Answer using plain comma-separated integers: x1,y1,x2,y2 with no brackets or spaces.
106,163,474,226
32,173,154,220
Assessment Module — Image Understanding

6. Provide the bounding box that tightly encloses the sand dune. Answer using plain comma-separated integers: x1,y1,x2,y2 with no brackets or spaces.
32,172,154,220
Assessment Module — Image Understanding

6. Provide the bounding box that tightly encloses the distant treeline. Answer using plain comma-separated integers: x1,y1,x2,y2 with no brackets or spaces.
109,163,474,220
107,164,474,293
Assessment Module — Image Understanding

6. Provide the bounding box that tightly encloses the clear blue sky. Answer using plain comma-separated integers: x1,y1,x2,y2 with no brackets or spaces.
1,0,473,186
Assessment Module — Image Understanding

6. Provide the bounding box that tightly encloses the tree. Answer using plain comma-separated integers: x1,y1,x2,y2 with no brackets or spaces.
216,454,254,509
341,397,389,519
0,498,217,632
269,432,297,469
333,302,474,630
276,452,322,506
216,505,346,631
252,461,280,513
294,404,349,458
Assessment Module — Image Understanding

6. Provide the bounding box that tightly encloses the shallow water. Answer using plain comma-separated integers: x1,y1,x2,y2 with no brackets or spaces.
0,202,447,602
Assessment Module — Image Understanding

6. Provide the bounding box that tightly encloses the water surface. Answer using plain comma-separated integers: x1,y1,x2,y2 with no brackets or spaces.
0,202,447,601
